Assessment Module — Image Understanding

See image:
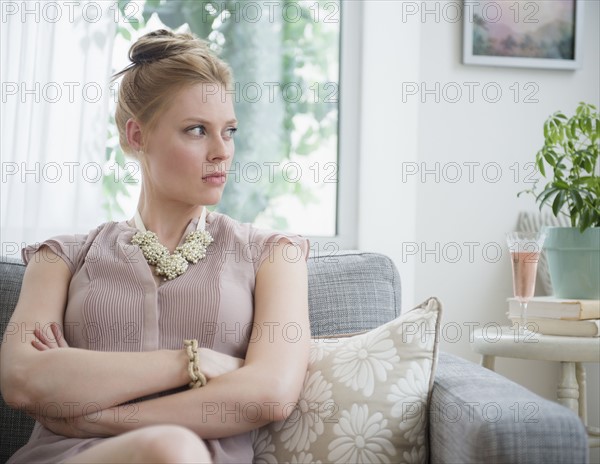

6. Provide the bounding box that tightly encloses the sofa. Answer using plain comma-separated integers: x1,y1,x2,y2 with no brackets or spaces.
0,251,589,463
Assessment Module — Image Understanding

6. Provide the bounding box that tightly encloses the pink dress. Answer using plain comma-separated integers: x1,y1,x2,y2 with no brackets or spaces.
7,210,310,464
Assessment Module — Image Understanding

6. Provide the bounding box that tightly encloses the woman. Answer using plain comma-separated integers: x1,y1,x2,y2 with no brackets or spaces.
1,29,311,463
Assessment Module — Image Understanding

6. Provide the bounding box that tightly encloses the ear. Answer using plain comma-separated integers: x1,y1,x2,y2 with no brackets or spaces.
125,118,144,152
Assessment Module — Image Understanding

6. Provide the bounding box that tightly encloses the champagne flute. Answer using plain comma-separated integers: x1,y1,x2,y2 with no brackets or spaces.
506,231,547,334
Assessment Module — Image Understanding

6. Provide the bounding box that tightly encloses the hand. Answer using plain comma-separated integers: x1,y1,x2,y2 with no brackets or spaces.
31,322,70,351
34,411,107,439
29,322,108,437
197,348,243,380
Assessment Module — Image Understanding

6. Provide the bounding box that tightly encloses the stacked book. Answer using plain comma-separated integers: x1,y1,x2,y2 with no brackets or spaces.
507,297,600,337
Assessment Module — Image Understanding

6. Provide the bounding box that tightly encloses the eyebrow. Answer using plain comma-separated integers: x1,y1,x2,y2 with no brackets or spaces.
182,118,238,125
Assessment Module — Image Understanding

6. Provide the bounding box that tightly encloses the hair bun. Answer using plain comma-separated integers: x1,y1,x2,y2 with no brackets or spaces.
146,29,175,38
129,29,198,65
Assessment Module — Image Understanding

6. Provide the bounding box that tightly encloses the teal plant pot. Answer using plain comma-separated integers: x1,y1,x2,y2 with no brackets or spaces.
544,227,600,299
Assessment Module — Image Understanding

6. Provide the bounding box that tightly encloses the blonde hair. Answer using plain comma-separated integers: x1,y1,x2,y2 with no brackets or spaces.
111,29,234,157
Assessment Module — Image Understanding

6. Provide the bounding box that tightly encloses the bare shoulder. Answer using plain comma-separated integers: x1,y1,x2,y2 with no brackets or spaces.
253,236,309,328
255,236,308,284
11,245,72,326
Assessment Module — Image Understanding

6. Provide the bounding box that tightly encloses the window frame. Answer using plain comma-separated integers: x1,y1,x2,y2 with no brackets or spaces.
307,0,361,254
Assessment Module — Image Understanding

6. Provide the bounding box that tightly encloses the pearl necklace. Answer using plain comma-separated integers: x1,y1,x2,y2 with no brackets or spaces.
131,208,214,281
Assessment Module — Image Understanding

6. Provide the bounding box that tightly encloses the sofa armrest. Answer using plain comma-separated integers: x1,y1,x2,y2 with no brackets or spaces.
430,352,588,464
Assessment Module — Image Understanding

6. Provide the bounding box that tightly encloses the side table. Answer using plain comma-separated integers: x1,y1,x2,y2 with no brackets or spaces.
471,326,600,448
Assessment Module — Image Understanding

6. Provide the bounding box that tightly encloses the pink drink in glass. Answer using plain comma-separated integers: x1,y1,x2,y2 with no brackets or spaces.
510,250,540,302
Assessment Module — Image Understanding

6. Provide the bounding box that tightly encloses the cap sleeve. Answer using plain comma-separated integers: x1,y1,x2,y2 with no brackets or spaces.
251,229,310,275
21,233,89,275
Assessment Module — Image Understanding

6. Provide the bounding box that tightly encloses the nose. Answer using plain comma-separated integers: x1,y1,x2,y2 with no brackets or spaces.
207,134,232,163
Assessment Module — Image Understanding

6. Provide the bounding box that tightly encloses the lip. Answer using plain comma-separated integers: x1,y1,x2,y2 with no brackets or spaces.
202,173,226,185
202,172,226,179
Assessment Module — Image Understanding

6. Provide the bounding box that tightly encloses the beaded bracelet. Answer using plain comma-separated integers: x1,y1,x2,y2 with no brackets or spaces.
183,339,207,388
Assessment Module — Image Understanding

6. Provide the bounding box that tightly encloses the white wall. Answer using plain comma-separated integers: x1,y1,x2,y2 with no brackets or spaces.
358,1,599,461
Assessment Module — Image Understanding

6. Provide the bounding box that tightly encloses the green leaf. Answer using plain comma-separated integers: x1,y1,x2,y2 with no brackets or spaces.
552,191,565,216
560,124,568,142
543,150,556,167
580,209,591,232
570,190,584,210
536,156,546,177
555,180,569,189
565,122,573,139
570,119,579,137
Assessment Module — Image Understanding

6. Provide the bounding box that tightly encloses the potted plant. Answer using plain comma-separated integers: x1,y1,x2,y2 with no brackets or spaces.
521,101,599,299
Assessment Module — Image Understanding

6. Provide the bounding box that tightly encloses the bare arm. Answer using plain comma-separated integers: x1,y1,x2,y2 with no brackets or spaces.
39,238,310,438
0,246,241,418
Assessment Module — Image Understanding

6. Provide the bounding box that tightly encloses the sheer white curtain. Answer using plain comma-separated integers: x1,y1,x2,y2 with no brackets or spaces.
1,1,116,259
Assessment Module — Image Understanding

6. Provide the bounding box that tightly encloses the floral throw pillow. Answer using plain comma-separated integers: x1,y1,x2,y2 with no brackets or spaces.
251,297,442,464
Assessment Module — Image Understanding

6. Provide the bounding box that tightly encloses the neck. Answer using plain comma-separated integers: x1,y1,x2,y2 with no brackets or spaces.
134,196,205,249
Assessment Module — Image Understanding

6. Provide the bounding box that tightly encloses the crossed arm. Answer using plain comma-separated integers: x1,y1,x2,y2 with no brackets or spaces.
0,241,310,439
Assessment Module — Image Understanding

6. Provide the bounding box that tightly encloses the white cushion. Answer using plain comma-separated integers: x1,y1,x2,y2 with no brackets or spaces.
251,297,442,464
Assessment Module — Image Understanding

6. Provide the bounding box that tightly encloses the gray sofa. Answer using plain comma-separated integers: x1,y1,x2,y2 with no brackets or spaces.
0,251,589,463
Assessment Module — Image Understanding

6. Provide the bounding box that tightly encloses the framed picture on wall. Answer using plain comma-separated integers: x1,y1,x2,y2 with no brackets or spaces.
463,0,584,70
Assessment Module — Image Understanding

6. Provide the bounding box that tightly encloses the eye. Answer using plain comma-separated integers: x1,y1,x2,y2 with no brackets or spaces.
226,127,238,138
187,125,206,137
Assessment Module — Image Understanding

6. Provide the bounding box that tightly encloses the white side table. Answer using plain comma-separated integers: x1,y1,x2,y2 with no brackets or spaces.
471,326,600,448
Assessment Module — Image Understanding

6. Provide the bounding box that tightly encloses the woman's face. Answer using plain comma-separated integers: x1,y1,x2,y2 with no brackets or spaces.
138,83,237,206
